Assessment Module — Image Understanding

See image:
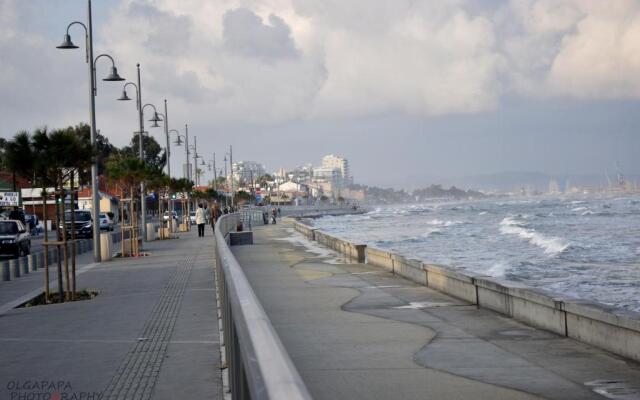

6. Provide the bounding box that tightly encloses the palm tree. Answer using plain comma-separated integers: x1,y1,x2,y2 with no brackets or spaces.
106,155,154,256
4,131,34,190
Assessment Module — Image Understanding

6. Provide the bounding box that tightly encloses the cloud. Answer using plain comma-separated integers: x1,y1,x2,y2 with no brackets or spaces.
222,8,299,60
2,0,640,141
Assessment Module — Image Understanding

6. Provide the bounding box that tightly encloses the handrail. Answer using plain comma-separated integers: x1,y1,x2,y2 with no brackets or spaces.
214,213,312,400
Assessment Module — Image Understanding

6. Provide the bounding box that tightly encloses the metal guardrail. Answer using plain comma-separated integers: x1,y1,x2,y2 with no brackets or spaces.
214,213,312,400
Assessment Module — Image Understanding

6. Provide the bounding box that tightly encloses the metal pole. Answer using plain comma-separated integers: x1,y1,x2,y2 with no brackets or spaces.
193,136,198,187
87,0,101,262
137,63,147,242
164,100,170,177
164,100,172,234
185,124,190,180
224,161,228,207
229,145,234,207
213,153,217,191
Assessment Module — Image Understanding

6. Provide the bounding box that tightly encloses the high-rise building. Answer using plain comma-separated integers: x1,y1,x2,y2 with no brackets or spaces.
321,154,352,185
232,161,266,185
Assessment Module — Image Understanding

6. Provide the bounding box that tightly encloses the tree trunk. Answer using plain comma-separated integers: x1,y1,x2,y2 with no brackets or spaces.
70,173,76,300
42,187,49,301
54,182,63,301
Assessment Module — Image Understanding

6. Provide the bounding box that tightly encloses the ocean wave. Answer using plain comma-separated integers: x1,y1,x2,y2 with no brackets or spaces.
572,207,588,212
486,261,509,277
428,219,463,227
422,228,442,237
478,211,488,215
500,217,569,255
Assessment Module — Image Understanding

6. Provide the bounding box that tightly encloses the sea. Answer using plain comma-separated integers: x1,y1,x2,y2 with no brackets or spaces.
311,194,640,312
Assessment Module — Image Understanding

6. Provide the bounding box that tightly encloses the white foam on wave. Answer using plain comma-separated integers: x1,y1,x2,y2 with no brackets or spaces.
428,219,462,227
421,228,441,237
486,261,509,277
499,217,569,255
572,206,588,212
478,211,488,215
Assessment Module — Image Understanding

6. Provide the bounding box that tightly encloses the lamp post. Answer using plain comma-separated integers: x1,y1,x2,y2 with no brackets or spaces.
57,0,126,262
117,73,161,242
189,137,200,186
223,156,228,207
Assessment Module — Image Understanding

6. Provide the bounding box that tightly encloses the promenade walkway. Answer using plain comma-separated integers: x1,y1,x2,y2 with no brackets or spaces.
0,230,223,400
232,221,640,400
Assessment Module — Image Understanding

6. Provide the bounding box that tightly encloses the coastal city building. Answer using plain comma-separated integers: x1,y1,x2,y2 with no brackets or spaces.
232,161,266,186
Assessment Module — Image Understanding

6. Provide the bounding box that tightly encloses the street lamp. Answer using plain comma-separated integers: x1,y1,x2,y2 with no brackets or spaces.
57,0,126,262
116,70,161,242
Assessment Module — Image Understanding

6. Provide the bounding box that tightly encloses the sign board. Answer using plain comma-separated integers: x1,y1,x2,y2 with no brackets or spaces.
0,192,20,207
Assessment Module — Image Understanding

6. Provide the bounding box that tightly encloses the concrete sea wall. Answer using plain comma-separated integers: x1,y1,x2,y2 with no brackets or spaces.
291,220,640,363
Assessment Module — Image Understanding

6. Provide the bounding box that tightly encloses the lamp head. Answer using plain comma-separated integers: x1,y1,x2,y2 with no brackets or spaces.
201,159,206,166
103,66,125,81
117,90,131,101
56,34,78,49
174,137,183,146
150,119,160,128
149,112,162,123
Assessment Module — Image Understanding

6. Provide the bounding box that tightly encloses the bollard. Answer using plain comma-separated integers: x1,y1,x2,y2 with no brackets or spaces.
100,233,112,261
1,261,9,281
27,254,35,272
20,256,29,275
146,223,156,241
10,258,20,279
35,252,43,270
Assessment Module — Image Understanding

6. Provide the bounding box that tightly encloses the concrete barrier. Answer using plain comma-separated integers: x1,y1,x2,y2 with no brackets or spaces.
563,301,640,362
293,220,317,240
391,254,427,286
365,247,394,272
423,264,479,304
314,230,365,263
1,261,9,281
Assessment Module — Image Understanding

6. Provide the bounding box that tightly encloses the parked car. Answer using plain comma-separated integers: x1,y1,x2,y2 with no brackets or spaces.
189,211,196,224
61,210,93,238
0,208,26,224
99,213,115,231
0,220,31,256
163,211,178,222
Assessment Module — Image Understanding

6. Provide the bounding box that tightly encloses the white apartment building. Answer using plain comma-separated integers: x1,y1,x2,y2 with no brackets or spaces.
321,154,352,185
232,161,266,185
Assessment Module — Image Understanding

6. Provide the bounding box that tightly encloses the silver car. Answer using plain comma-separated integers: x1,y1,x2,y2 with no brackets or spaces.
99,213,115,231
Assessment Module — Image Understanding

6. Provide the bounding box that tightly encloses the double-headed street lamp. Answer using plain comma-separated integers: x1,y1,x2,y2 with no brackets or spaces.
117,68,162,241
57,0,125,262
173,125,190,181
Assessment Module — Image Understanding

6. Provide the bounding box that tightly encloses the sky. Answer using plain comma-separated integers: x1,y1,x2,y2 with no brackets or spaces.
0,0,639,188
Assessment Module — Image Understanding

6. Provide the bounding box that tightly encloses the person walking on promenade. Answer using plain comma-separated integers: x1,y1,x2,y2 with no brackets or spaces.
271,207,277,224
204,203,211,227
211,204,221,233
195,203,206,237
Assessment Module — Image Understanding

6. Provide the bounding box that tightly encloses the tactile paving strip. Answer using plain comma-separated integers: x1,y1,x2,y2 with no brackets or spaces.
102,254,197,400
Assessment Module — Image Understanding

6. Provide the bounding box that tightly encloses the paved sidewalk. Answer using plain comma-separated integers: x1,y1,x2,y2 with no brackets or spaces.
0,229,223,400
232,222,640,400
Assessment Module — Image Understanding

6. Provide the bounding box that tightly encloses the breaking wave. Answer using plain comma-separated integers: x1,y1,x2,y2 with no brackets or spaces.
500,217,569,255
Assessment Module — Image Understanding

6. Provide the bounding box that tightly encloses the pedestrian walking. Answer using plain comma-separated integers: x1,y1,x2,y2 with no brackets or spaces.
195,203,206,237
271,207,277,224
211,204,221,233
